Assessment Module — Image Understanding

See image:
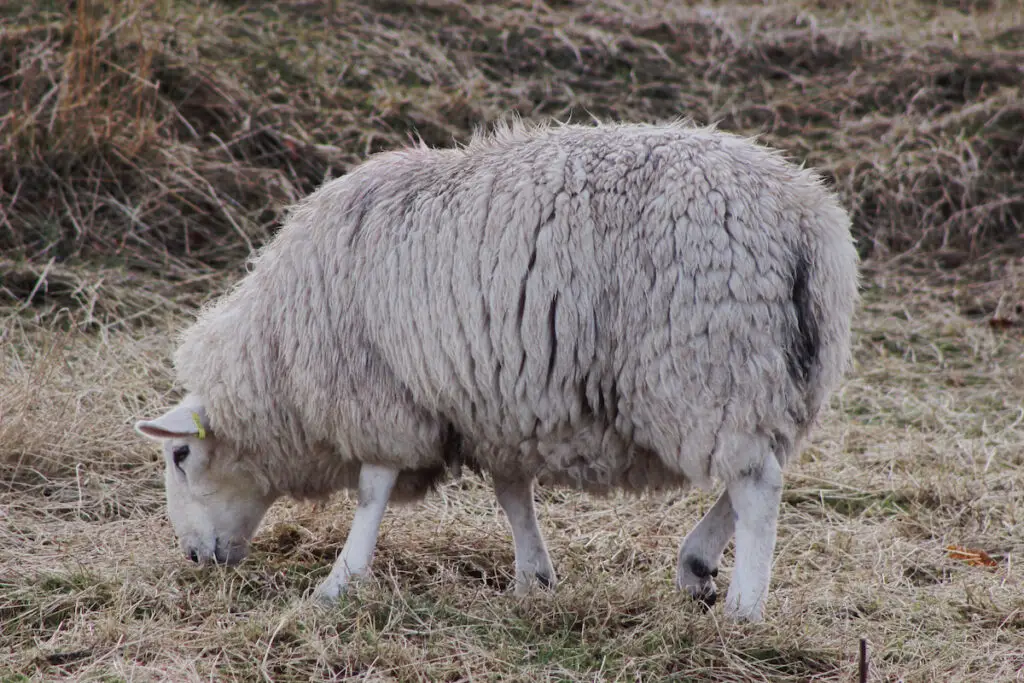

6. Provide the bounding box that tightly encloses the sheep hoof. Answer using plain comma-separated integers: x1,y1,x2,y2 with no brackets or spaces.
310,577,350,607
310,588,341,608
676,556,719,608
692,584,718,609
512,570,557,596
723,592,765,623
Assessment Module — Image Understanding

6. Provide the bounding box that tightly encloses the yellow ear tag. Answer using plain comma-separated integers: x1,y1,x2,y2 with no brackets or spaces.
191,412,207,440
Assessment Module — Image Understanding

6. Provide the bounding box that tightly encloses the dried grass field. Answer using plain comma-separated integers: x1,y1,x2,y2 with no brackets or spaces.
2,0,1023,680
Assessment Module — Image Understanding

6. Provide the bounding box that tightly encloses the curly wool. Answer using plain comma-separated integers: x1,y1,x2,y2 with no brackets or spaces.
174,120,859,499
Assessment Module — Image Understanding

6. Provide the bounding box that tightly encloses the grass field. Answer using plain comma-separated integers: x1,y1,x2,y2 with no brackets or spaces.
2,0,1023,680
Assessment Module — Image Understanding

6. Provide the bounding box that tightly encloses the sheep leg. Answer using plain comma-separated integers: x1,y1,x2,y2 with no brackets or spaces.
312,463,398,604
493,473,556,595
675,490,735,608
722,447,783,622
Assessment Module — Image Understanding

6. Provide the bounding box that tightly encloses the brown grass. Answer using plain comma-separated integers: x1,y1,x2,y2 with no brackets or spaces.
2,269,1022,681
2,0,1022,269
2,0,1024,681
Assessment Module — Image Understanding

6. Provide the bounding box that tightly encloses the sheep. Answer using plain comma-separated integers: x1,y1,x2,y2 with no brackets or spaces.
135,120,859,622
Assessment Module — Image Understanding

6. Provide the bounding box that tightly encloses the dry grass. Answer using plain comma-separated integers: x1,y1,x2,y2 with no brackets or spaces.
2,270,1022,681
2,0,1024,681
2,0,1022,268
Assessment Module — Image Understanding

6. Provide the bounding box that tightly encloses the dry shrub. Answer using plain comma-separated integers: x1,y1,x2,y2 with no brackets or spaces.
1,0,1022,286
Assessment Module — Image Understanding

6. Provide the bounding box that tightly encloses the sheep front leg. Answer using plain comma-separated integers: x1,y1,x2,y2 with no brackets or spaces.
723,448,783,623
676,490,735,607
493,472,556,595
312,463,398,604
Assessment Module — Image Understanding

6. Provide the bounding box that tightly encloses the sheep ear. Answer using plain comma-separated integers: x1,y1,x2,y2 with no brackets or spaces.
135,397,210,441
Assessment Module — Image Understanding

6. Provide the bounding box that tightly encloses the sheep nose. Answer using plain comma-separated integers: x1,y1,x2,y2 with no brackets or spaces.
187,548,199,563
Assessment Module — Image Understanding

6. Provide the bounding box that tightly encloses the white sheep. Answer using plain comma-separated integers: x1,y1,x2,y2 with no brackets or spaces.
136,120,859,622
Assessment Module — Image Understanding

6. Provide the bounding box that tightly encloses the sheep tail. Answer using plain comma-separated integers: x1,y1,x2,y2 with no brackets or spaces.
790,199,860,431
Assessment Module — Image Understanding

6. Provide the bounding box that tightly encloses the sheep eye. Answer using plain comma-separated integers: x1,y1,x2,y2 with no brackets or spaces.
172,445,190,468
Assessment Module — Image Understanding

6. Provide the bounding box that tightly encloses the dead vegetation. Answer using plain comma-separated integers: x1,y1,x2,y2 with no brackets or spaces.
2,269,1022,681
2,0,1023,680
2,0,1022,273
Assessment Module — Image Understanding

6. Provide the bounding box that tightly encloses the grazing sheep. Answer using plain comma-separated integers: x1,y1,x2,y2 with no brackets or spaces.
135,120,859,622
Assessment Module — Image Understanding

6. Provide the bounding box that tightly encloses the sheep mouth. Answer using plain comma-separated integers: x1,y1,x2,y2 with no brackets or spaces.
213,539,248,566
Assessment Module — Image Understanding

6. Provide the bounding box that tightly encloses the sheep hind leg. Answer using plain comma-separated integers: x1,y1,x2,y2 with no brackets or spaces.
722,440,784,623
675,490,735,608
312,463,398,604
493,472,556,596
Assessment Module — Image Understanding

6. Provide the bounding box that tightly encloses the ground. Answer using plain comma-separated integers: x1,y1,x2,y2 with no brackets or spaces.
1,0,1022,681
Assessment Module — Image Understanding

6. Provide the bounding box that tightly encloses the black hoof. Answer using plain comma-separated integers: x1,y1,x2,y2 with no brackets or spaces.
697,589,717,609
535,571,554,589
680,555,719,611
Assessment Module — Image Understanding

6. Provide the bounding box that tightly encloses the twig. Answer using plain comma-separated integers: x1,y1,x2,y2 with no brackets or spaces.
859,637,868,683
